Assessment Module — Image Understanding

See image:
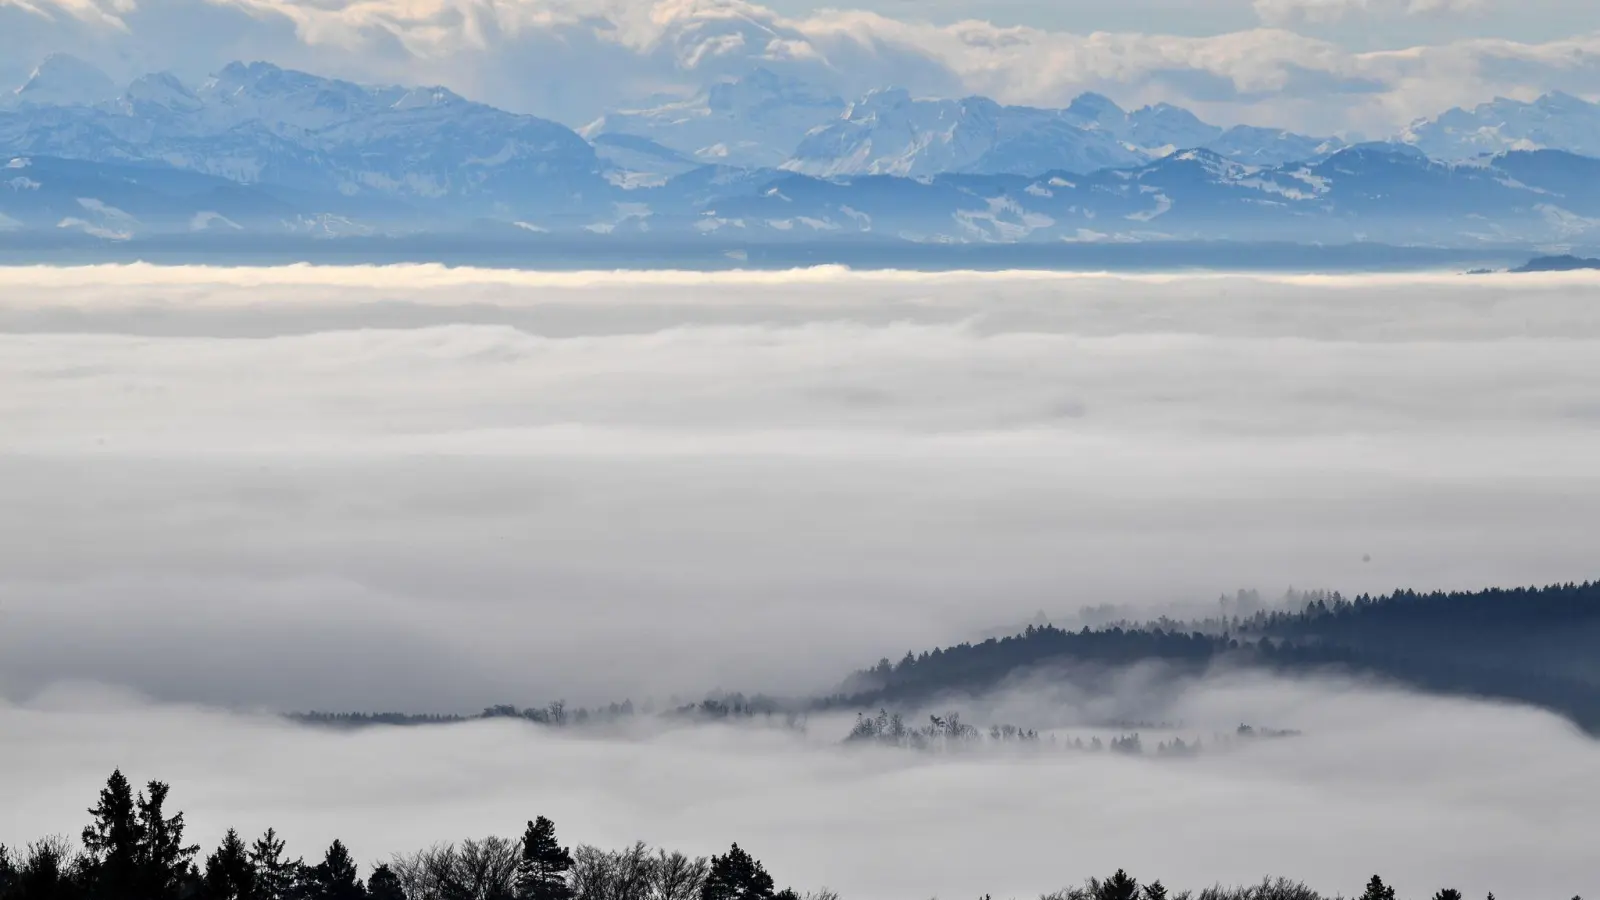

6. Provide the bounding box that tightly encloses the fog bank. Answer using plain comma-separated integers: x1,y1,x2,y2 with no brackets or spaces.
1,676,1594,900
2,266,1599,708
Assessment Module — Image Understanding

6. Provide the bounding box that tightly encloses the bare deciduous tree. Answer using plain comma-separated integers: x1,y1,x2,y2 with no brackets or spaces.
651,850,708,900
391,839,519,900
571,842,658,900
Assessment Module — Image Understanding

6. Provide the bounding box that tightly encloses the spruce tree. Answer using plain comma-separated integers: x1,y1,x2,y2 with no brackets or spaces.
203,829,257,900
1431,891,1463,900
1096,870,1140,900
307,841,364,900
136,781,199,900
700,844,775,900
1142,881,1169,900
365,865,404,900
81,769,142,899
515,817,573,900
1360,876,1397,900
249,830,301,900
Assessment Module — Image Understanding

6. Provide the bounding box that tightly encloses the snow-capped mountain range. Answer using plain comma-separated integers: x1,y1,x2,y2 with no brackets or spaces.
1,58,605,218
581,72,1348,177
1401,92,1600,161
3,54,1600,246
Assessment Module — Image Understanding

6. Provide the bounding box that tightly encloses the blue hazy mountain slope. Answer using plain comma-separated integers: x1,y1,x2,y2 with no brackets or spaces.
782,89,1145,177
0,59,608,217
602,77,1345,178
1401,92,1600,160
685,146,1600,244
580,69,847,170
4,53,118,108
5,144,1600,245
1,55,1600,247
0,156,296,236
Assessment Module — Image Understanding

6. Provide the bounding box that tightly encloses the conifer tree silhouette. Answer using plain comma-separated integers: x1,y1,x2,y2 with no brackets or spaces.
515,817,574,900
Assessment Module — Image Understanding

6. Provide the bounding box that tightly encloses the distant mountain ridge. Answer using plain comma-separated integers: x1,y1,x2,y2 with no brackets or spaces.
581,68,846,171
590,72,1349,179
0,59,607,216
1401,92,1600,161
1512,254,1600,273
2,55,1600,247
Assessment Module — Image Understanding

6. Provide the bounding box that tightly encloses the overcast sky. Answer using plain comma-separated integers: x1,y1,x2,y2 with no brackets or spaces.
0,0,1596,134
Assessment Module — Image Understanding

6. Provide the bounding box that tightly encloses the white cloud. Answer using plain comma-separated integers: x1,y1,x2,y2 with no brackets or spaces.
1253,0,1486,28
0,0,133,29
0,0,1595,134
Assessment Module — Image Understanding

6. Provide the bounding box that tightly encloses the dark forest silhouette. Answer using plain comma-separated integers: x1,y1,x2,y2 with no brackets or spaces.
0,771,1557,900
827,581,1600,733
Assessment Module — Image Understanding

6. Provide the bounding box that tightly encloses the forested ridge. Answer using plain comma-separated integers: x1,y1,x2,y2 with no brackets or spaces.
289,581,1600,737
0,771,1574,900
831,581,1600,733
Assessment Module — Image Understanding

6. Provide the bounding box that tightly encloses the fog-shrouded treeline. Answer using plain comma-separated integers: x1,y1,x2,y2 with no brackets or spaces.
297,700,1296,760
843,711,1298,758
294,581,1600,738
290,697,804,732
0,770,1564,900
831,581,1600,734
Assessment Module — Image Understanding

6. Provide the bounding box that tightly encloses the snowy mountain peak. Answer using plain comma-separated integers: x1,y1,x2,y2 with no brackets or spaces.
202,61,364,110
788,93,1135,178
1133,102,1208,126
1125,103,1222,153
840,87,940,124
852,86,914,107
120,72,203,114
389,86,466,111
1531,91,1592,114
1402,91,1600,160
1064,92,1125,127
12,54,116,108
196,61,391,135
585,68,847,168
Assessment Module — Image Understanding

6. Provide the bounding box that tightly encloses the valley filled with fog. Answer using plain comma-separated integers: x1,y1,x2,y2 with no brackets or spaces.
2,266,1599,898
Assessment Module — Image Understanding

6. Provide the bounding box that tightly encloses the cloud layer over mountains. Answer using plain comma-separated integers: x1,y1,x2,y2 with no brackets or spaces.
0,0,1598,134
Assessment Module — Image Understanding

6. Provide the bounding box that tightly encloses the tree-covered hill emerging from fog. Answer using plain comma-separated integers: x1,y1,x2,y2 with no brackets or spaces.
296,580,1600,737
0,769,1567,900
832,581,1600,733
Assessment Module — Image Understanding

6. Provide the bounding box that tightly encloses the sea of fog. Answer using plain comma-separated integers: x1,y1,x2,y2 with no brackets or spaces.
2,265,1599,897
